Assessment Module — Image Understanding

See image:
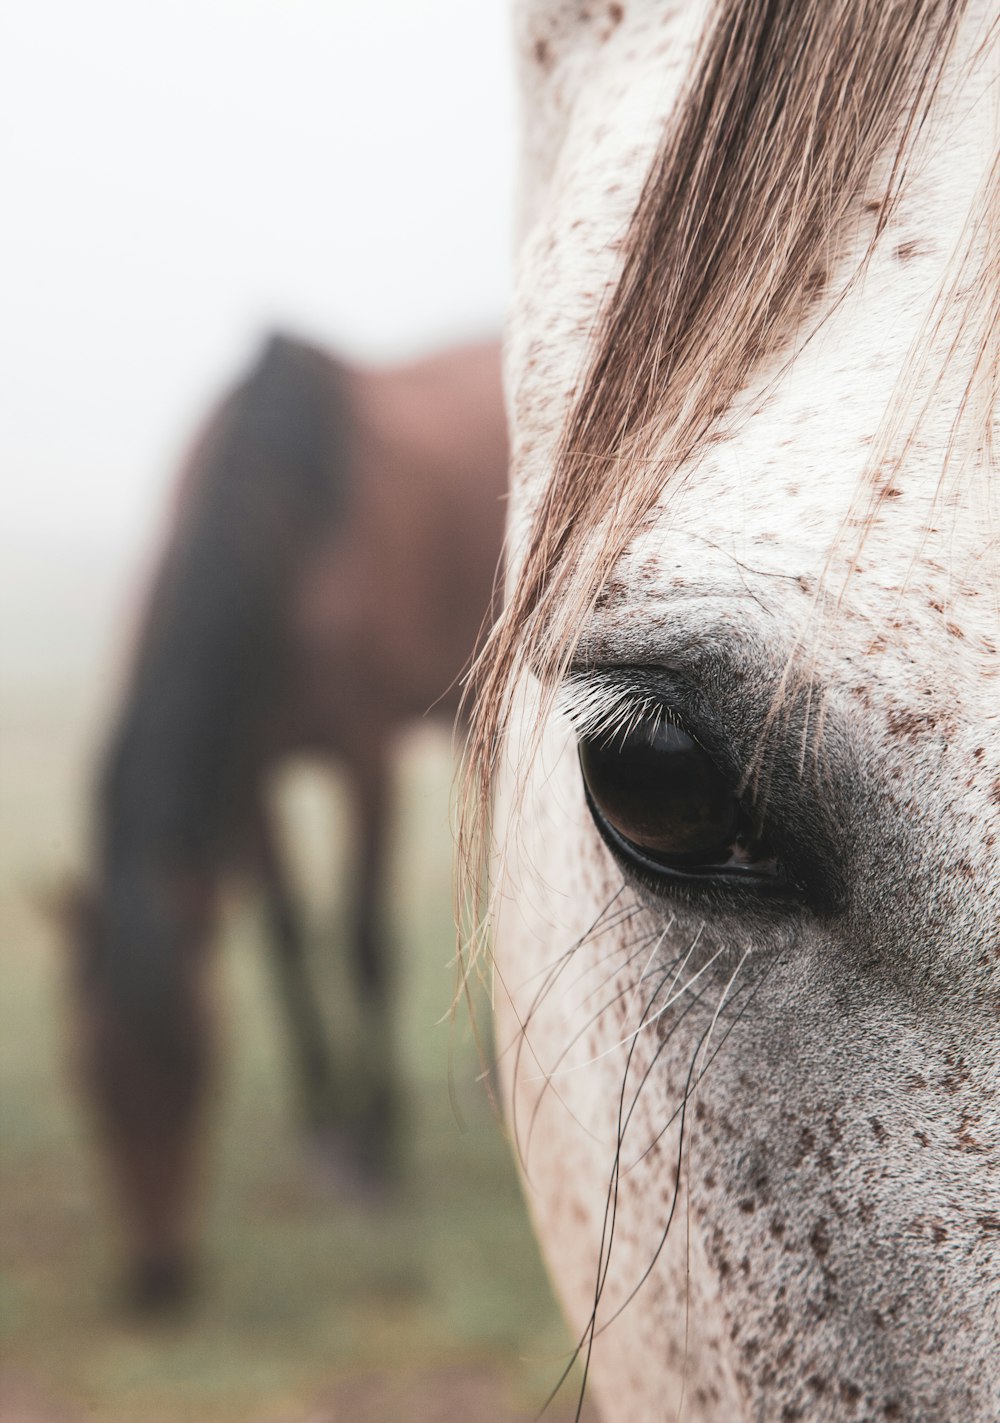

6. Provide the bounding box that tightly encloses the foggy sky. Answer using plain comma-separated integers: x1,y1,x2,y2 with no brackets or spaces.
2,1,515,556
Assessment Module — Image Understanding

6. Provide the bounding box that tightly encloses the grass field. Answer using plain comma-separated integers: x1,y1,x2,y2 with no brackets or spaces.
0,559,584,1422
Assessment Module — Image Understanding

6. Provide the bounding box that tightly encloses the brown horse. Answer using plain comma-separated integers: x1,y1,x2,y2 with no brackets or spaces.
65,333,507,1308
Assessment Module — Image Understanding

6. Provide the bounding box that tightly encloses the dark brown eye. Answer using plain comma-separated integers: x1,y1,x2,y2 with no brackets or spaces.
580,716,779,884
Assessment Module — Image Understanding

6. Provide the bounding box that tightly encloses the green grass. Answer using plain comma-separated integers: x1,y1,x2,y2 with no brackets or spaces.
0,641,576,1423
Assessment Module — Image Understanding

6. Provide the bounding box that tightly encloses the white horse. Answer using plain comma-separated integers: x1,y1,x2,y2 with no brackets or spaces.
467,1,999,1419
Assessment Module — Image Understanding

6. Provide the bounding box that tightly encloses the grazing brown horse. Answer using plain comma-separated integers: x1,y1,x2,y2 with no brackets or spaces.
66,333,507,1307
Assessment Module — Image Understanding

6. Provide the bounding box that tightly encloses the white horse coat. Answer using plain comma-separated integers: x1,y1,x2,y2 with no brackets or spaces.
489,2,999,1419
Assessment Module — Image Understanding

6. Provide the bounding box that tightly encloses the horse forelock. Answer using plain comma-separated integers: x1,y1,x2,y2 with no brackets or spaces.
514,0,993,611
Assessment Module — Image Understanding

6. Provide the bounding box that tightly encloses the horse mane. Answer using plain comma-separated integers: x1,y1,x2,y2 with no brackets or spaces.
96,333,350,1028
462,0,985,948
102,333,349,861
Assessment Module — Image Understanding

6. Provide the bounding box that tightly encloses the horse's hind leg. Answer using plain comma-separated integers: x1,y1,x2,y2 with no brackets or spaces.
254,803,339,1132
348,748,399,1182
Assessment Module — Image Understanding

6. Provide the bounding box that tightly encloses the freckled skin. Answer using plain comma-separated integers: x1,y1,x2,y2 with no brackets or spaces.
496,4,999,1421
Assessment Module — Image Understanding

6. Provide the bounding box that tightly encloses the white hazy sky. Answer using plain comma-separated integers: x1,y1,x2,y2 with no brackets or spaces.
1,1,516,557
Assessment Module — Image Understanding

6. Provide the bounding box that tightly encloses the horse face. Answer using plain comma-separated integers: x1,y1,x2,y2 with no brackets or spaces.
495,3,999,1419
62,867,214,1309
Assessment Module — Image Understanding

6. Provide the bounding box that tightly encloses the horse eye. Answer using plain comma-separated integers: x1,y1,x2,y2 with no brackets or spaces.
579,716,778,883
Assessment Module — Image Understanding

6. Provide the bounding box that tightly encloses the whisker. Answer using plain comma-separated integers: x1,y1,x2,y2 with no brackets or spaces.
532,945,678,1420
624,972,756,1173
529,937,728,1083
523,929,689,1161
571,924,664,1014
510,891,630,1173
566,905,651,1003
592,950,784,1340
697,947,751,1060
619,913,676,1015
511,890,633,995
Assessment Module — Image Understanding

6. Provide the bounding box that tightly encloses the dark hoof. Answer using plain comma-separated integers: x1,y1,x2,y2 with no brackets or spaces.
126,1254,195,1315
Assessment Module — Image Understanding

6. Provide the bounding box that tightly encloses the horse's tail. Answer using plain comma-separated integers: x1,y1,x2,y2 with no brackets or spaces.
95,333,351,1046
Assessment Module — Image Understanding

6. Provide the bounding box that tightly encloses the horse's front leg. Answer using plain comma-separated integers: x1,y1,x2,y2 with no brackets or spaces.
347,744,399,1186
253,794,339,1134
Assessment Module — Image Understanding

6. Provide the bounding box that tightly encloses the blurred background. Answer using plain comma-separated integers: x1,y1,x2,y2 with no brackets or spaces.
0,4,586,1419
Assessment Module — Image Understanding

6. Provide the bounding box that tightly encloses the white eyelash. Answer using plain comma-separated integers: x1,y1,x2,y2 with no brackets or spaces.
557,674,679,746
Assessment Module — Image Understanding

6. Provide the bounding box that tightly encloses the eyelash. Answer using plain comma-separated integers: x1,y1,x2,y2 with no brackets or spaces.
560,677,679,743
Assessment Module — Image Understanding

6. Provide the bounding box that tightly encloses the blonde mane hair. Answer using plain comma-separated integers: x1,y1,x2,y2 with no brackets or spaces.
460,0,996,961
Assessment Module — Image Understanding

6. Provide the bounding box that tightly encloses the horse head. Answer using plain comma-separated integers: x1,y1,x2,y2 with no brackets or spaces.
471,2,999,1418
60,849,215,1310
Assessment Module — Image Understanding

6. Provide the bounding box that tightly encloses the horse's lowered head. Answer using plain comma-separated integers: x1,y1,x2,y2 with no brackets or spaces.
470,1,999,1418
61,797,217,1310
